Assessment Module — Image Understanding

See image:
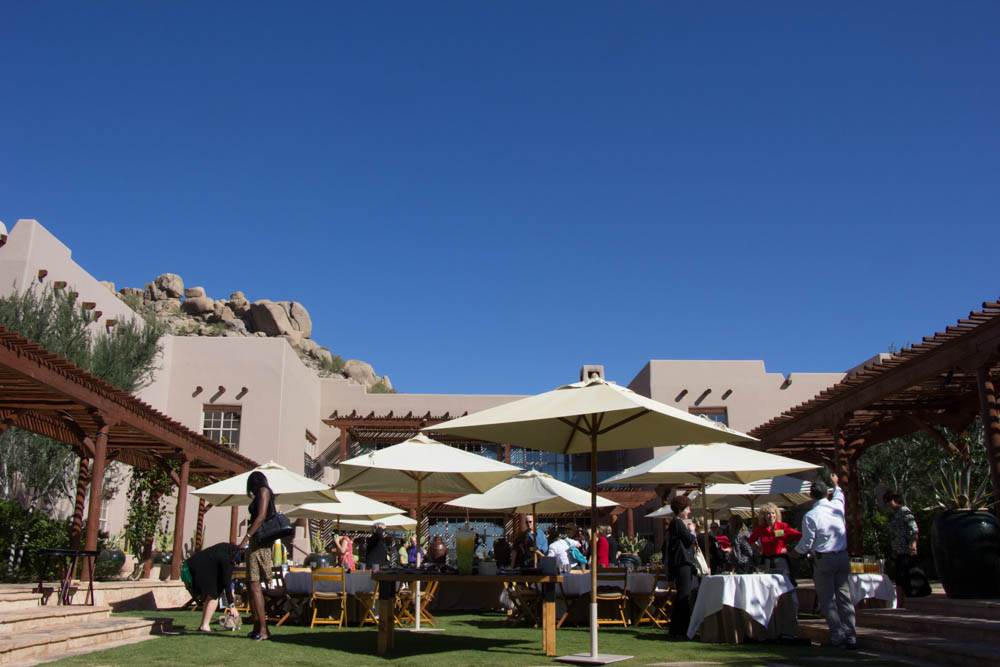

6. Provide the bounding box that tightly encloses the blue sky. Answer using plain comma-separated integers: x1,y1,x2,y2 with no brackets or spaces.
2,2,997,395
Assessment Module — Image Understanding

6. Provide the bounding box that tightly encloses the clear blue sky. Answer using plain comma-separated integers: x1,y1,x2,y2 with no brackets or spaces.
2,2,997,395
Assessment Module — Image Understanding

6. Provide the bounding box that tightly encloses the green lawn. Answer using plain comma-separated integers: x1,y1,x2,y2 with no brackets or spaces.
49,610,907,666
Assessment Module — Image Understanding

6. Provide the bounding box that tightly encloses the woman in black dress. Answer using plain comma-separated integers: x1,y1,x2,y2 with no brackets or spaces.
237,471,274,640
663,494,696,637
186,542,242,632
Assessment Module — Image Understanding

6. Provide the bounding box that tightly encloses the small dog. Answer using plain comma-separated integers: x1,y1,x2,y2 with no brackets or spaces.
218,612,242,632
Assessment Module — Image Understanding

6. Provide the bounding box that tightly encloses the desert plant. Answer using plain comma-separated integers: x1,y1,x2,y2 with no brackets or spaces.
618,535,647,554
934,462,994,511
368,381,396,394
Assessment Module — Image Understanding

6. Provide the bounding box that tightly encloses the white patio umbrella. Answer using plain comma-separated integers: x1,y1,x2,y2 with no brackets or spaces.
338,514,418,529
337,434,522,631
602,443,818,558
446,469,617,564
645,503,755,521
702,475,812,518
192,460,338,506
285,492,403,521
426,376,755,665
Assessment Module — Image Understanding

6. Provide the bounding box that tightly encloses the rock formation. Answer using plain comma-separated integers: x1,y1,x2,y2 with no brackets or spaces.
114,273,392,391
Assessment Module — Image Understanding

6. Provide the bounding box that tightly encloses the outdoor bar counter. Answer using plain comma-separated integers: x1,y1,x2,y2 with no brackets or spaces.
373,572,563,656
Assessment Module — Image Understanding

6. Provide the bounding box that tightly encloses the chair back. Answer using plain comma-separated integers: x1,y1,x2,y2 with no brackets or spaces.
596,570,628,594
311,566,345,595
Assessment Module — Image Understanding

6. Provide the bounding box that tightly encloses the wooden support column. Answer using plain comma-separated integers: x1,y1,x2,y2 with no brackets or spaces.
339,429,348,463
194,499,210,552
976,365,1000,516
229,506,239,543
832,421,861,555
69,458,92,550
626,507,635,538
83,421,110,582
170,458,190,580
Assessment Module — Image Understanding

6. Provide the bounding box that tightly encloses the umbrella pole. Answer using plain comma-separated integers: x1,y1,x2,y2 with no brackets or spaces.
589,431,598,658
415,476,422,631
700,476,710,563
532,502,538,567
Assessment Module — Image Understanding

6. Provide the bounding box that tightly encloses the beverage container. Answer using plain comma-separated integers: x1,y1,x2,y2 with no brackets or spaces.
456,528,475,575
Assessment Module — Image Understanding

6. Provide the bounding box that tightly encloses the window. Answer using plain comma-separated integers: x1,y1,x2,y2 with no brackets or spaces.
688,406,728,426
304,431,317,458
203,406,242,450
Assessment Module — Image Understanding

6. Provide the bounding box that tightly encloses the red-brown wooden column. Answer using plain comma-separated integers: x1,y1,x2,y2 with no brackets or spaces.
832,421,861,555
626,507,635,538
229,506,239,543
976,365,1000,516
194,498,209,552
69,458,92,550
170,458,190,580
83,421,110,582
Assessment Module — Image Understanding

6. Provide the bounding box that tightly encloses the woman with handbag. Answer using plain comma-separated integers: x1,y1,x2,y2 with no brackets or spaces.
238,471,274,641
663,495,697,637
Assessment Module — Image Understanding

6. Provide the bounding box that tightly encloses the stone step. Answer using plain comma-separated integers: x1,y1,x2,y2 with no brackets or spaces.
799,618,998,667
0,606,111,634
0,617,170,665
903,594,1000,621
0,593,42,611
858,608,1000,644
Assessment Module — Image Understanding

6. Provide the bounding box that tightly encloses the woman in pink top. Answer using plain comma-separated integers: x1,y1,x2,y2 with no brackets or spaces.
329,534,355,570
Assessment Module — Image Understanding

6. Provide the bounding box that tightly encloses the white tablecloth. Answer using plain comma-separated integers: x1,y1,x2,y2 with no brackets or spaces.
849,573,897,609
688,574,794,639
283,571,375,595
559,572,656,596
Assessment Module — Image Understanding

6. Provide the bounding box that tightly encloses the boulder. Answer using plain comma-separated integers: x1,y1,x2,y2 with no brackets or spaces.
144,281,165,301
217,305,235,322
249,300,294,337
181,296,215,315
185,286,206,298
157,298,181,314
344,360,377,387
100,280,115,293
285,302,312,338
228,291,250,317
119,287,143,300
313,348,333,365
225,318,248,335
282,331,304,349
155,273,184,299
380,376,393,391
299,338,319,355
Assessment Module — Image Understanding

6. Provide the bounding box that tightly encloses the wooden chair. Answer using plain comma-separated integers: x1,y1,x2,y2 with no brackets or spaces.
231,567,250,613
262,566,288,624
557,580,586,628
628,570,664,628
649,568,674,627
278,566,312,626
310,567,347,628
395,580,439,627
504,581,541,627
355,580,380,628
594,570,629,627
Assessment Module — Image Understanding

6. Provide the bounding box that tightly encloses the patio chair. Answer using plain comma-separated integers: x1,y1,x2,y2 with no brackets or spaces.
310,566,347,628
395,580,439,627
263,566,289,624
649,567,674,627
354,580,380,628
278,566,311,626
628,570,664,628
557,579,586,628
594,570,629,627
504,580,541,627
231,567,250,613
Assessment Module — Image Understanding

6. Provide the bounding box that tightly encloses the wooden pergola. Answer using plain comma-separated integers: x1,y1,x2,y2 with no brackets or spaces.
322,411,656,537
0,327,257,580
749,299,1000,554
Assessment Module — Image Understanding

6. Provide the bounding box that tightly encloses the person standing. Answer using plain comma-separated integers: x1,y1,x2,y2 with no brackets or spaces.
238,471,274,641
184,542,242,632
884,490,923,602
365,522,390,570
663,495,696,637
791,473,856,649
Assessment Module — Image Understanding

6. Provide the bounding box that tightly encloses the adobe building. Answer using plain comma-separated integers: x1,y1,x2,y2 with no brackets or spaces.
0,219,844,555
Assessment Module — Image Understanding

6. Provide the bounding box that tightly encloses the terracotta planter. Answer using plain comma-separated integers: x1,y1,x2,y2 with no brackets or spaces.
428,536,448,563
931,510,1000,599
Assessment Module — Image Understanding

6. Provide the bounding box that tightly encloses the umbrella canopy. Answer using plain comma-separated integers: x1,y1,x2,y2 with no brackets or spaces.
702,475,813,515
446,469,617,515
191,460,338,506
427,377,756,663
338,515,418,529
284,492,402,521
646,504,754,521
338,434,522,631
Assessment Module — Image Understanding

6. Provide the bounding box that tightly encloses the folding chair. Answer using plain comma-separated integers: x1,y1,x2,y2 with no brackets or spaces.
263,566,288,624
557,580,586,628
594,570,629,627
504,581,541,627
231,567,250,613
310,566,347,628
627,570,663,628
650,568,674,627
278,566,312,626
354,580,380,627
395,579,439,627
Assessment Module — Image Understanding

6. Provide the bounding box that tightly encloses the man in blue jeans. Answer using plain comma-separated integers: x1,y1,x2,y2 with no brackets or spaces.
790,473,857,649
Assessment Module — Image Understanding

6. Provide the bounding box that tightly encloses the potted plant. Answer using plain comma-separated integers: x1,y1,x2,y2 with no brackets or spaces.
930,464,999,598
617,535,646,570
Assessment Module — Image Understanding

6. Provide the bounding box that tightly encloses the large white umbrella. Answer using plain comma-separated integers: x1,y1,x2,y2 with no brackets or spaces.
337,434,522,631
446,469,617,565
702,475,813,517
602,443,818,557
285,492,403,521
338,515,418,529
427,377,755,664
192,460,338,506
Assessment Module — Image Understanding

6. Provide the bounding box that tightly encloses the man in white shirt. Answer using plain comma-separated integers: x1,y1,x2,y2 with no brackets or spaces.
546,523,582,571
791,473,856,649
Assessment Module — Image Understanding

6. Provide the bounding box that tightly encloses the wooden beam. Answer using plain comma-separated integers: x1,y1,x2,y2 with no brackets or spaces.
976,366,1000,516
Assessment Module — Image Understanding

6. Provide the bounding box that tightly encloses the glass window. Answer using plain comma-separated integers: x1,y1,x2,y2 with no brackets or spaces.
688,406,728,425
203,406,242,450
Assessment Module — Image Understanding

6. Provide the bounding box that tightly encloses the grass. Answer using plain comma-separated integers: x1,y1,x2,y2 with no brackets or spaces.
48,610,912,667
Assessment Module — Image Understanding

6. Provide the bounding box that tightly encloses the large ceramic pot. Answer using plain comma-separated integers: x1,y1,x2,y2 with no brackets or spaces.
931,510,1000,599
428,536,448,563
304,553,334,569
618,554,641,571
95,550,126,579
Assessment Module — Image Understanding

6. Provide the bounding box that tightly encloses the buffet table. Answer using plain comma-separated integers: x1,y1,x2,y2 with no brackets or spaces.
688,573,797,642
848,573,897,609
372,573,562,656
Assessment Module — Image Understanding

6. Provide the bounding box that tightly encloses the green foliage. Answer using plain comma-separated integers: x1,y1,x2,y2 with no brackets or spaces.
618,535,646,554
0,499,70,582
368,381,396,394
117,290,144,311
0,281,93,365
934,464,994,510
90,315,166,394
124,467,175,561
317,351,345,375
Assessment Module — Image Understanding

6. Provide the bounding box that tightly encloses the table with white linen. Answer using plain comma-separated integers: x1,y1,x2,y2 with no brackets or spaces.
556,571,657,625
848,573,897,609
688,573,796,642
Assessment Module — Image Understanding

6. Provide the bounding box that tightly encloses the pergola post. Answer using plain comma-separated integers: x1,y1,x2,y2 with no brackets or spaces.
975,364,1000,516
69,458,92,550
229,506,239,543
339,429,349,462
626,507,635,538
84,421,111,582
832,420,861,555
170,458,190,579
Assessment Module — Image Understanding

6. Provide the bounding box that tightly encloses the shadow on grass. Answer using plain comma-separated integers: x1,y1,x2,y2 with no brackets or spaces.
267,629,537,658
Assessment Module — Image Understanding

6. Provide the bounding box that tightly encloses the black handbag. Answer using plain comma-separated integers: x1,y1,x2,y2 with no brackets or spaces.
255,511,295,543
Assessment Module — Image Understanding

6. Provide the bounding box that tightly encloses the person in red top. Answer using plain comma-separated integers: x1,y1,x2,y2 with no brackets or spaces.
748,503,803,562
596,528,610,568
